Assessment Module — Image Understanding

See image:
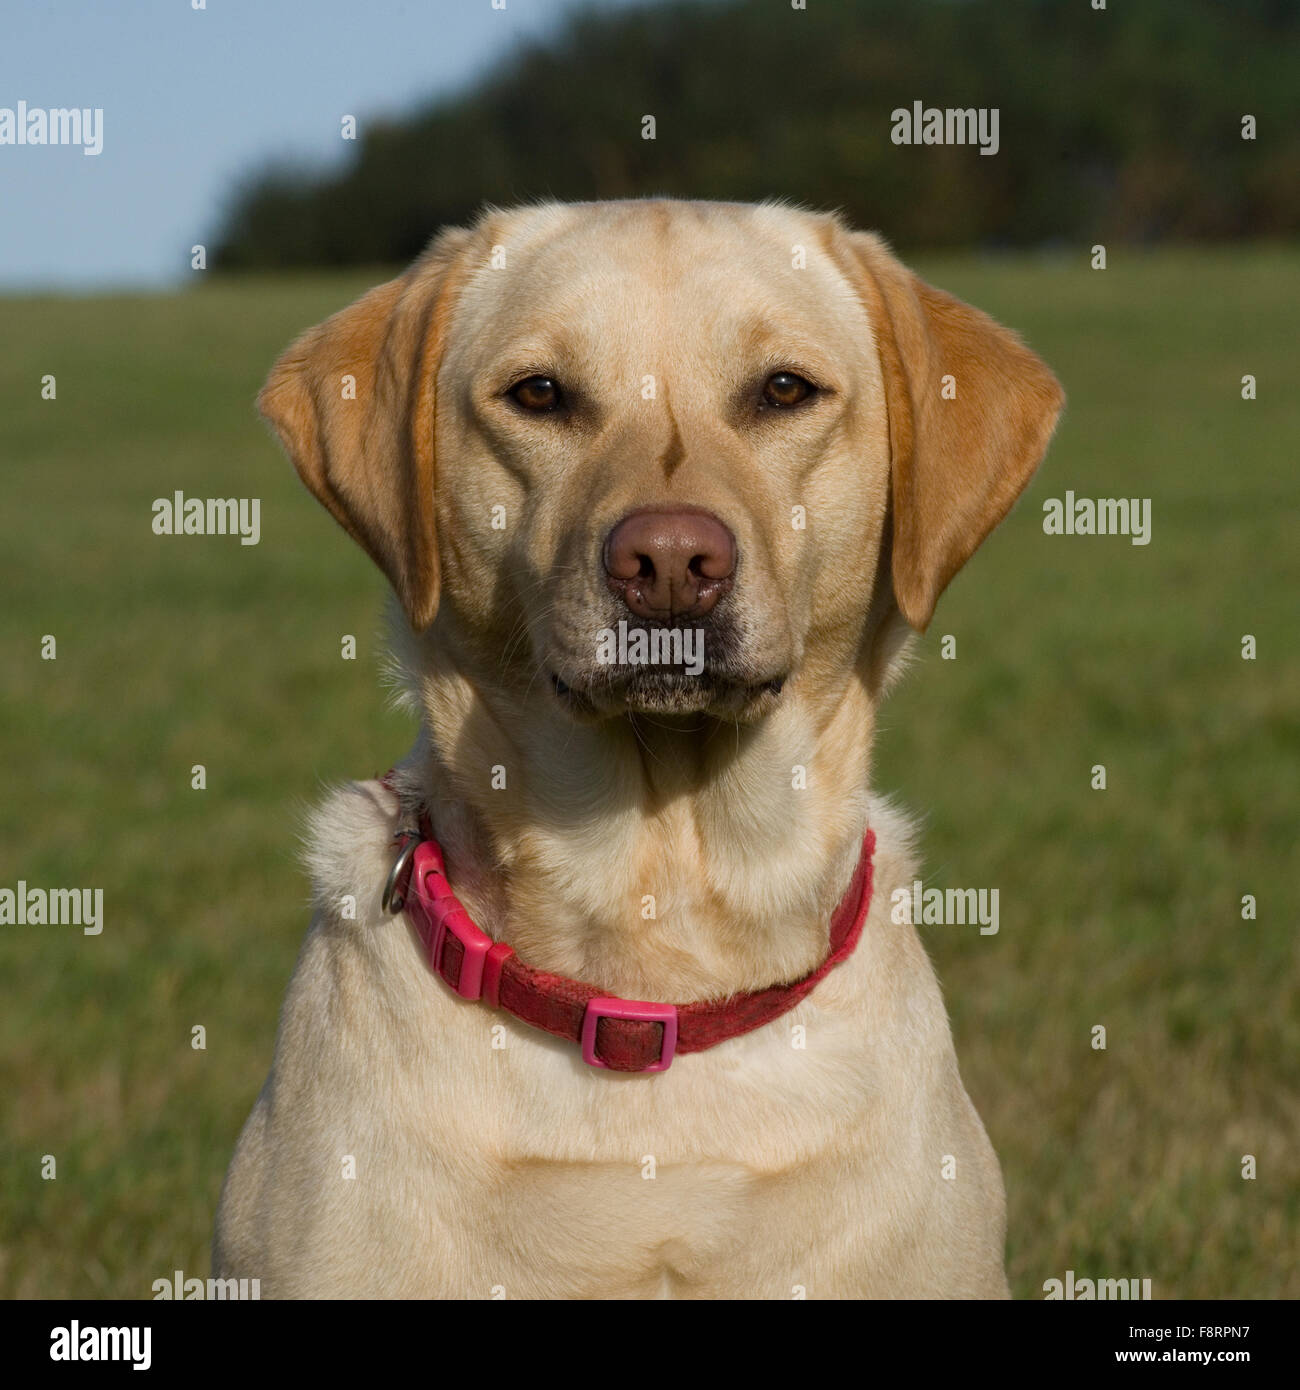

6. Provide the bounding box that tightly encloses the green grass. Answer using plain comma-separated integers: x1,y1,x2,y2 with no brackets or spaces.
1,248,1296,1299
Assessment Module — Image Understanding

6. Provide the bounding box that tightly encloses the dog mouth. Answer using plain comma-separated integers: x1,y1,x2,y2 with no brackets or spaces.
544,609,790,720
549,666,787,719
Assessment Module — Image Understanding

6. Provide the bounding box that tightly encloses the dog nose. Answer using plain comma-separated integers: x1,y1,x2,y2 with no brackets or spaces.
603,508,736,620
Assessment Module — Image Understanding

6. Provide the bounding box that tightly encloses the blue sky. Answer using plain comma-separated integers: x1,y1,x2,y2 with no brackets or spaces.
0,0,654,290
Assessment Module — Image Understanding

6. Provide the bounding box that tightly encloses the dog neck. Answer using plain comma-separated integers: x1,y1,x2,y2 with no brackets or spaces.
394,628,877,1003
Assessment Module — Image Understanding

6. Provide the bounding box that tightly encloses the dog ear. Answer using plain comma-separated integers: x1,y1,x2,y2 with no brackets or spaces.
843,232,1064,632
257,228,470,631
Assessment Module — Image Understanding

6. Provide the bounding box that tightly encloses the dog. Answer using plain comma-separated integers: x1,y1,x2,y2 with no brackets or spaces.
212,199,1063,1298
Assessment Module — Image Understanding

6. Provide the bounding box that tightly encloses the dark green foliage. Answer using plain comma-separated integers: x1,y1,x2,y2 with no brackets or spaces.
214,0,1299,268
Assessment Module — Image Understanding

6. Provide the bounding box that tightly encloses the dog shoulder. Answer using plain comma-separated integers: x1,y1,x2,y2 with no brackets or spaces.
867,793,921,895
300,777,404,925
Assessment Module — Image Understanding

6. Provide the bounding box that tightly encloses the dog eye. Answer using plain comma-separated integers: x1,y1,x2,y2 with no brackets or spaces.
761,372,815,409
509,376,564,413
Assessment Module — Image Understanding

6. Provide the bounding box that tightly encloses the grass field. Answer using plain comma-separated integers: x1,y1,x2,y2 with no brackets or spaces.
1,247,1297,1299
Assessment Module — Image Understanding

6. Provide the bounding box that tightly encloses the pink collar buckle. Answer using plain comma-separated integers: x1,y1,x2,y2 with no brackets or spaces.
409,841,495,1000
581,997,679,1072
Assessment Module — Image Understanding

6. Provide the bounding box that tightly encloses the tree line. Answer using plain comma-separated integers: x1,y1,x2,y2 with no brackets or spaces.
215,0,1299,268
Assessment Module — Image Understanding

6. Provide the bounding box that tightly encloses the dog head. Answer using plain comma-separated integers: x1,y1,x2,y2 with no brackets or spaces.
259,200,1062,723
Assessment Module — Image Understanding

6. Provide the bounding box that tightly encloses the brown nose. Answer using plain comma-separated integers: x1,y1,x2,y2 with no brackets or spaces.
603,508,736,620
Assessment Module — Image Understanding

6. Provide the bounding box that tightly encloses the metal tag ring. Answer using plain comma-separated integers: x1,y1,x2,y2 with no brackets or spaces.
381,830,421,915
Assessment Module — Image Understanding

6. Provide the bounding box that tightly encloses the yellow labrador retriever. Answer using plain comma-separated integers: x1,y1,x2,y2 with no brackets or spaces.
213,199,1062,1298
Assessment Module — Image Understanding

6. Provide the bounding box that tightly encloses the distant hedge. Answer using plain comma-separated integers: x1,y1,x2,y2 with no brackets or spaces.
214,0,1300,267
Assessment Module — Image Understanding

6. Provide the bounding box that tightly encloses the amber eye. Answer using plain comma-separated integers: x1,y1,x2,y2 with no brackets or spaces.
761,372,815,409
509,376,563,412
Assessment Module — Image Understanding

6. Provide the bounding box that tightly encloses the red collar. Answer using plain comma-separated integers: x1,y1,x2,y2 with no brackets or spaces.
384,808,874,1074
